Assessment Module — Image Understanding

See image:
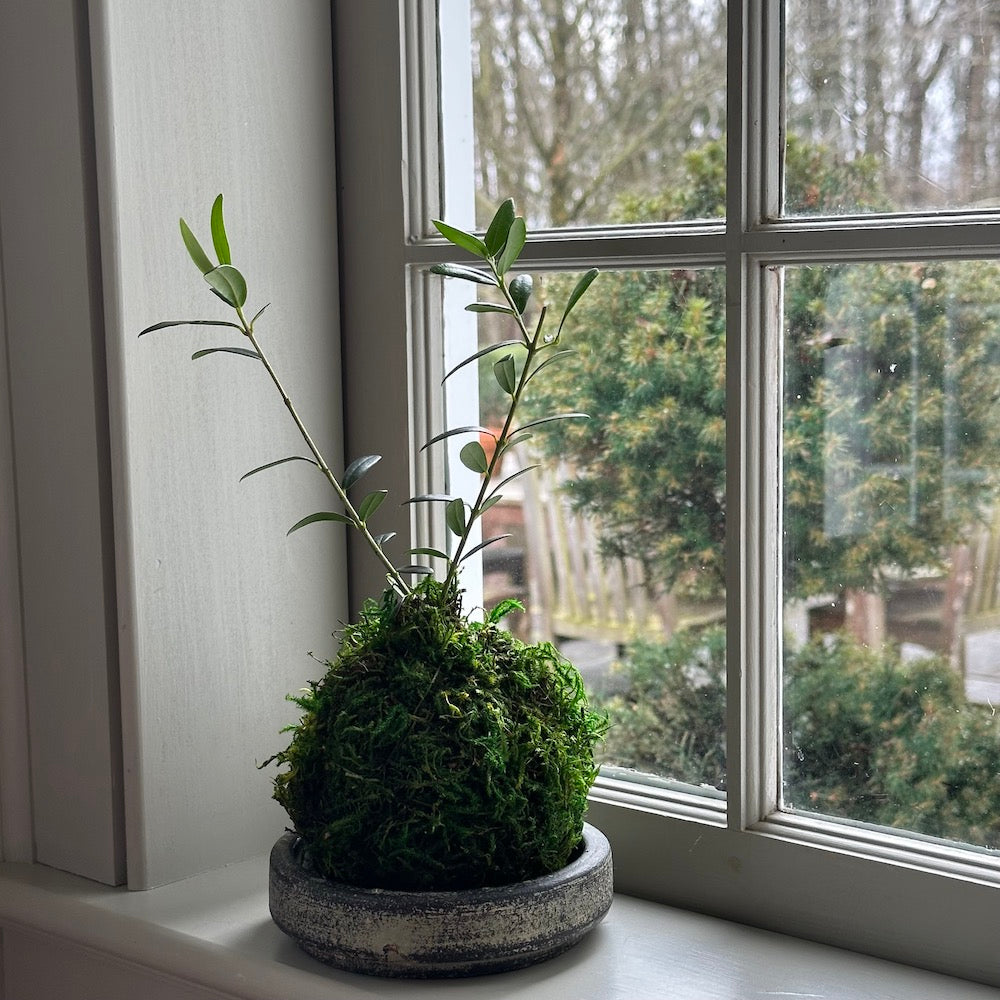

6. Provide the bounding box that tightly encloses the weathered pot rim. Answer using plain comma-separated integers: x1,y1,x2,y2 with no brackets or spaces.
268,822,614,978
278,822,606,900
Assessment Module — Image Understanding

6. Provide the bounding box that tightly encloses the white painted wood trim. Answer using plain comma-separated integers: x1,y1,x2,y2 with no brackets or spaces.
0,0,124,883
2,859,996,1000
88,0,347,889
585,797,1000,986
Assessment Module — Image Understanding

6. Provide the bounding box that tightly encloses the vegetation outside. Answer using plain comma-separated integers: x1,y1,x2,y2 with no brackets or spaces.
468,0,1000,848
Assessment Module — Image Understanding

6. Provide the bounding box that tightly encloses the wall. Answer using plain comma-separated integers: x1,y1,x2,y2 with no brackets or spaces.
0,0,348,889
0,0,123,882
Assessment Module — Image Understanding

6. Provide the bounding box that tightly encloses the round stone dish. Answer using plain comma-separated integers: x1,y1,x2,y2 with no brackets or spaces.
268,823,613,978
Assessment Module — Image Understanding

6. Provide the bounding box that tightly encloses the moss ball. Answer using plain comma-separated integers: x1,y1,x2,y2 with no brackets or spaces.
268,581,607,891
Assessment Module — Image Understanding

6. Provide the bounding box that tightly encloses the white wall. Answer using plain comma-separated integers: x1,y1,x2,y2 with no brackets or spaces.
1,0,349,888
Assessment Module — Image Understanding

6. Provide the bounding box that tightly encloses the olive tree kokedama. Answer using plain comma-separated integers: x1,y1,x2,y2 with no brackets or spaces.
141,196,608,890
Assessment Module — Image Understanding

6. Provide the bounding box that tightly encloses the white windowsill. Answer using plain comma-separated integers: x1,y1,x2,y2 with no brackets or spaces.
1,857,996,999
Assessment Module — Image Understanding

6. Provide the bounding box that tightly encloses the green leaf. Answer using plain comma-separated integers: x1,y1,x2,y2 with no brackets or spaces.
460,534,512,562
443,339,522,382
432,220,489,258
479,493,504,515
287,511,352,535
460,440,489,474
430,262,493,285
342,454,381,491
505,430,534,449
515,412,589,434
403,493,457,504
408,546,450,560
374,531,397,547
557,268,599,336
180,217,213,274
465,303,515,316
357,489,388,521
204,264,247,308
493,354,517,395
509,273,533,313
445,497,467,537
486,597,525,624
484,198,515,256
488,464,539,497
523,349,574,386
496,216,526,275
397,564,434,575
250,303,270,326
191,346,261,361
421,425,491,450
138,319,243,337
239,455,316,482
210,194,231,265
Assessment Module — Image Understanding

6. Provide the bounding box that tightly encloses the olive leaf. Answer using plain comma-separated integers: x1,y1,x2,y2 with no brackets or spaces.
403,493,457,504
509,273,533,314
556,268,599,337
179,218,213,275
479,493,505,515
240,455,317,482
466,303,515,316
515,412,589,434
487,464,539,498
460,534,512,562
443,339,522,382
421,425,491,451
484,198,515,256
432,220,488,259
493,354,517,395
445,497,467,536
460,440,489,474
523,349,574,386
408,546,451,560
210,194,231,265
287,511,352,535
342,454,382,491
191,346,261,361
430,262,493,285
496,216,526,275
357,490,388,522
204,264,247,308
138,319,243,336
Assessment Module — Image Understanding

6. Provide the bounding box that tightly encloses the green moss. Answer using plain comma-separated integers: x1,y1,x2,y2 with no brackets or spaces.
265,579,608,890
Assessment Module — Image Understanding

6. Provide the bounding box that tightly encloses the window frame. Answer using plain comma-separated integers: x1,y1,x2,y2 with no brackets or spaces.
336,1,1000,984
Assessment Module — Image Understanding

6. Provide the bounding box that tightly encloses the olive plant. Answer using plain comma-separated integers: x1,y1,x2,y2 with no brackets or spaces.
140,195,598,606
141,196,607,890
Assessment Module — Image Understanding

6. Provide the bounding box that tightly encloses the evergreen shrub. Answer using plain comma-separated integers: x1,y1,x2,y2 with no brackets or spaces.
597,626,1000,848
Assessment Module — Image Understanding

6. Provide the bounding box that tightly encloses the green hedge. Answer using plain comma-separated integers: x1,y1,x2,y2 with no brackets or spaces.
596,627,1000,849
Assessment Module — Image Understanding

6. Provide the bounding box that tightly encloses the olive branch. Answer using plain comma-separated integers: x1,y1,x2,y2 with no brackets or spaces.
140,194,598,605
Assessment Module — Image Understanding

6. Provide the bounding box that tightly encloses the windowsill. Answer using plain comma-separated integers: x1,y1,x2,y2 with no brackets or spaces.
1,857,995,999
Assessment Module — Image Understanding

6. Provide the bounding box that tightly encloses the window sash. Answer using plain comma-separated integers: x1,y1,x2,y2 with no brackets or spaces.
336,0,1000,984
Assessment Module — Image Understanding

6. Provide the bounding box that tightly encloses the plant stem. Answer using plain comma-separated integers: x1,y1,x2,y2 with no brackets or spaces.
235,306,412,598
441,268,547,596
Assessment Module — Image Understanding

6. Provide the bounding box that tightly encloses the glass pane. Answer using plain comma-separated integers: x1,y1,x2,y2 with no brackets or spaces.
782,258,1000,850
784,0,1000,215
454,1,727,229
451,267,727,790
